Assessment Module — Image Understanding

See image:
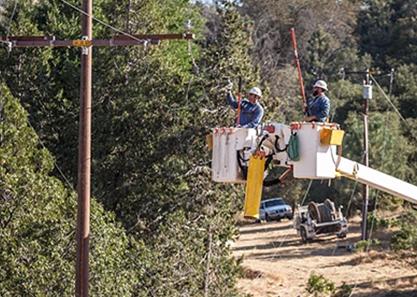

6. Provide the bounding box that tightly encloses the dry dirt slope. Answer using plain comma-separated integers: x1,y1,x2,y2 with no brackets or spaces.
232,220,417,297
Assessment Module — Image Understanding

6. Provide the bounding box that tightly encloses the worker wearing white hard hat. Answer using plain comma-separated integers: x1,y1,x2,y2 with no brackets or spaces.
226,83,264,128
304,80,330,122
313,80,328,91
248,87,262,98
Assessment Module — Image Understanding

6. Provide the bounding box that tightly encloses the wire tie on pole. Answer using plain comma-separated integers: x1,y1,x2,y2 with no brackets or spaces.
6,41,12,53
185,19,192,33
49,36,56,46
81,35,89,55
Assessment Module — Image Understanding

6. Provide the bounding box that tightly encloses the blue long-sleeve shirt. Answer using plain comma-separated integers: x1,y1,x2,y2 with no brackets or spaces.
306,95,330,122
226,92,264,128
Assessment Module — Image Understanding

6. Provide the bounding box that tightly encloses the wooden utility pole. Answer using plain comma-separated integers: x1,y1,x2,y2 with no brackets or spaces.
76,0,93,295
339,69,374,241
361,69,372,241
1,3,193,296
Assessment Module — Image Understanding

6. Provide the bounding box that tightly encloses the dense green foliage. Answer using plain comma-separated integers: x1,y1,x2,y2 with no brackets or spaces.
391,209,417,251
1,0,417,295
0,84,140,295
306,273,336,296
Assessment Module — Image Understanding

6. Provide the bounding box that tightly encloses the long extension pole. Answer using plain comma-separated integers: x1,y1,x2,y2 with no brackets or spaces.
290,28,307,114
236,77,242,126
76,0,93,295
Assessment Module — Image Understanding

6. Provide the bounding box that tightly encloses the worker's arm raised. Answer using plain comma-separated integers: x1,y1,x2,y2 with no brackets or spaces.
226,91,239,109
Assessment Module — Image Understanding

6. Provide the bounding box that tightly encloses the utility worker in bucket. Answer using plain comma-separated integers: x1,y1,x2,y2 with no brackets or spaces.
226,83,264,128
303,80,330,122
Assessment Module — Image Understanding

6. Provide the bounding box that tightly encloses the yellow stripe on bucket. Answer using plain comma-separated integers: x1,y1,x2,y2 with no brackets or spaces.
244,153,266,219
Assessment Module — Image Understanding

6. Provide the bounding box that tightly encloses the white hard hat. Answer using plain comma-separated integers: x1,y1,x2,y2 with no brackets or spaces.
248,87,262,97
313,80,328,91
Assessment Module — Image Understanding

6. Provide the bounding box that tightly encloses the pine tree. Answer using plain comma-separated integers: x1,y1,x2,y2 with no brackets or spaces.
0,83,141,296
357,0,417,68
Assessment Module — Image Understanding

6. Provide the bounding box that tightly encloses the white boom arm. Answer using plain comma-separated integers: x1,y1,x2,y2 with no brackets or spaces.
337,157,417,204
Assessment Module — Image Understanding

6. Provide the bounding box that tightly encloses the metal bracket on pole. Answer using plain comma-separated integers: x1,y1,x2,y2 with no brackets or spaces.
79,36,91,55
143,39,149,50
6,41,13,53
49,36,56,47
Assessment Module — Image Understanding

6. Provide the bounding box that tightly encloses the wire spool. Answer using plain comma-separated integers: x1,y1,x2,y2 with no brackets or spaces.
308,200,335,223
319,202,333,223
324,199,337,220
308,202,321,223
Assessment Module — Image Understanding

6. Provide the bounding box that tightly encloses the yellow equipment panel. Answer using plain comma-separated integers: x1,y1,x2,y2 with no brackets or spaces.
320,128,345,146
72,39,92,47
206,133,213,150
243,153,266,219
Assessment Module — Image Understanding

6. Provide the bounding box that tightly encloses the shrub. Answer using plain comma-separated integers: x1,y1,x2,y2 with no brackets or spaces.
306,273,336,296
391,210,417,251
355,239,381,252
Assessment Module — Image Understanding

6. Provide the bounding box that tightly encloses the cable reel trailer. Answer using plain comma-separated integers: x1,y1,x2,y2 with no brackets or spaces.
294,199,348,243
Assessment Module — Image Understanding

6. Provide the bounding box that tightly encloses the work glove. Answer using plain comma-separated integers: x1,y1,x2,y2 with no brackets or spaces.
225,81,233,91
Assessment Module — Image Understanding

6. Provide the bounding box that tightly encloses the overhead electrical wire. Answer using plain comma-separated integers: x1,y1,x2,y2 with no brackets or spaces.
60,0,151,45
268,179,313,259
0,0,18,50
26,119,76,191
5,1,405,270
370,74,407,124
6,0,18,37
1,0,192,188
0,2,70,190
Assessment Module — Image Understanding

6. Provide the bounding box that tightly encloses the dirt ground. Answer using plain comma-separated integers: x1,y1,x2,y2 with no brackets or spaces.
232,218,417,297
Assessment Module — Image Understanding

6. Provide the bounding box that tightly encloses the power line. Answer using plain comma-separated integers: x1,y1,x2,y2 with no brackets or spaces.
60,0,151,45
6,0,18,37
301,179,313,206
370,74,408,124
25,112,76,191
0,0,17,51
0,92,75,192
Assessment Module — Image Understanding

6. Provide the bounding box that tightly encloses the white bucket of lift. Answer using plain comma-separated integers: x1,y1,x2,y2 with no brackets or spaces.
211,127,257,183
289,122,341,179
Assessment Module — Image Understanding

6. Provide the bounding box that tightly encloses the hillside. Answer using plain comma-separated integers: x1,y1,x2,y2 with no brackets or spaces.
233,219,417,296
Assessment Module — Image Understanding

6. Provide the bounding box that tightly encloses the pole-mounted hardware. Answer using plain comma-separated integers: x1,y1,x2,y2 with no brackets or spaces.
0,33,193,48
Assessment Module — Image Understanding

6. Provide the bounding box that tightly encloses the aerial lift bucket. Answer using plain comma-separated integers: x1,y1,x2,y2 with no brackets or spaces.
244,152,266,219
